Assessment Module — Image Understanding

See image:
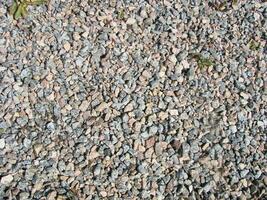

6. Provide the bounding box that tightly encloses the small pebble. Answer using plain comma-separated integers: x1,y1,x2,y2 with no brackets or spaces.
0,138,5,149
1,175,13,185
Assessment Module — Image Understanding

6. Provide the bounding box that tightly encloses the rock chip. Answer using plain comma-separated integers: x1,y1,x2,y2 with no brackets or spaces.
0,138,5,149
1,175,13,185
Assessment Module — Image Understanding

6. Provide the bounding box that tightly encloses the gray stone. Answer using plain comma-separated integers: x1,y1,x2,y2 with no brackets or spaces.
46,122,55,132
20,68,31,79
94,164,101,176
17,117,28,127
23,138,31,148
149,126,158,135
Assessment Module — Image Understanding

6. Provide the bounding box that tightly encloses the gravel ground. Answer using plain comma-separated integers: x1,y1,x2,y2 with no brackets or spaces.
0,0,267,199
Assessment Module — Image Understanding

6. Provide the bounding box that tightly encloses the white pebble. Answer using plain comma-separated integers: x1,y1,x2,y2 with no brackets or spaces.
126,18,136,25
0,138,5,149
1,175,13,185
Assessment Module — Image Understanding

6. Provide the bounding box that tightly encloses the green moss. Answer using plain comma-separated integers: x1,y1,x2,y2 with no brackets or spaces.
118,9,125,20
190,53,214,69
0,128,5,134
232,0,238,6
9,0,47,19
249,40,260,51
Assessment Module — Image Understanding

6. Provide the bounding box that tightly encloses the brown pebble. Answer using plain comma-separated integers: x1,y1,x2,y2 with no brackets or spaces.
146,137,156,149
170,139,181,150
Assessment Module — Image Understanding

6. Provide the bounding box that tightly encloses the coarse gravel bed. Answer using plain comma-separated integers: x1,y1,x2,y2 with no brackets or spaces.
0,0,266,199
